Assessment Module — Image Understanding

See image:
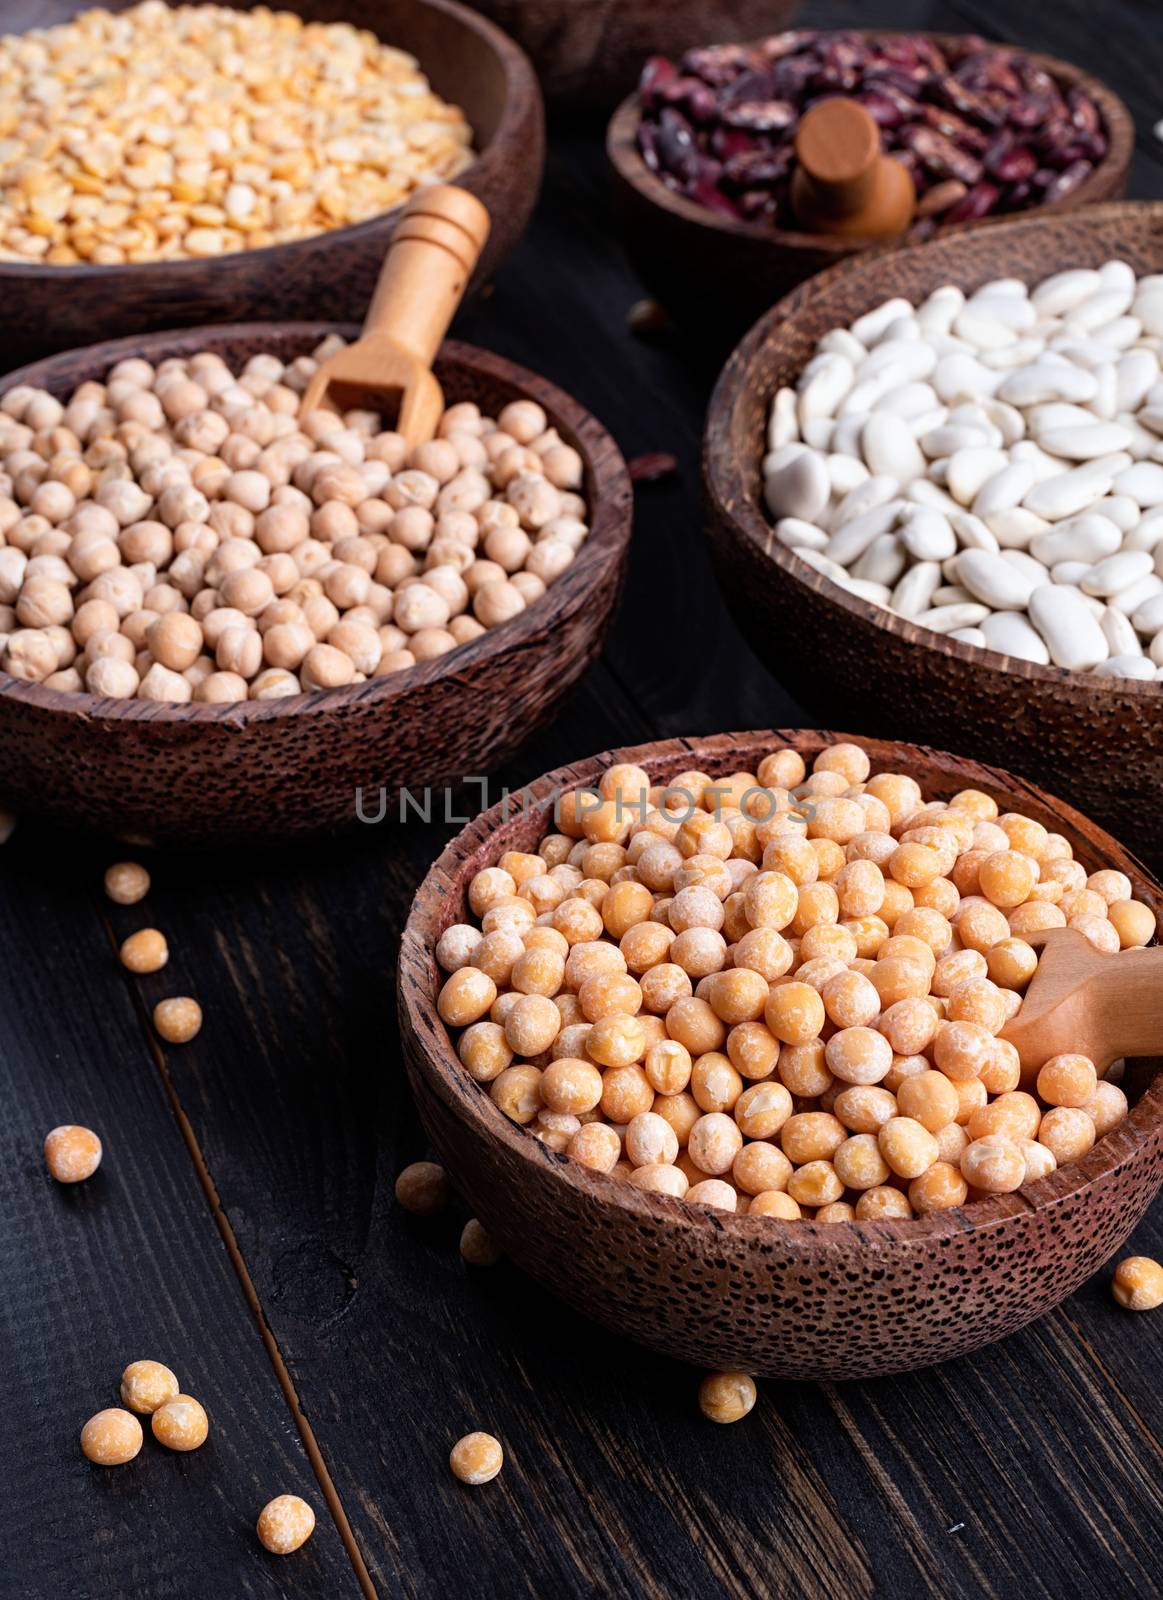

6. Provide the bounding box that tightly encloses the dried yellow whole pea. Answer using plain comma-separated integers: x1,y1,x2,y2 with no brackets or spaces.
152,1394,209,1452
394,1162,449,1216
153,996,202,1044
1111,1256,1163,1311
120,1359,180,1415
460,1218,502,1266
81,1408,143,1466
1036,1054,1098,1109
120,927,169,974
960,1134,1026,1193
450,1431,504,1484
104,860,150,905
698,1371,757,1423
44,1123,102,1183
257,1494,316,1555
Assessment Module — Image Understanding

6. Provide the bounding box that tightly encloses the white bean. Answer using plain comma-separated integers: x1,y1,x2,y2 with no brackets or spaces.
914,603,990,634
1080,550,1154,597
764,261,1163,679
956,550,1036,610
1093,655,1156,680
1028,586,1110,670
980,610,1051,665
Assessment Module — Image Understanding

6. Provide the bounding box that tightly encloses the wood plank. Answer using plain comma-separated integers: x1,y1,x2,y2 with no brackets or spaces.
0,829,361,1600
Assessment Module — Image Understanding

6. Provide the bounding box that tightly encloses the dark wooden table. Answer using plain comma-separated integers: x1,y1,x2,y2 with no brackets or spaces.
5,2,1163,1596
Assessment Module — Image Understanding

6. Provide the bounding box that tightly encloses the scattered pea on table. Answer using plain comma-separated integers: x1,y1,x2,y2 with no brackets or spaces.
257,1494,316,1555
44,1124,102,1183
450,1432,504,1485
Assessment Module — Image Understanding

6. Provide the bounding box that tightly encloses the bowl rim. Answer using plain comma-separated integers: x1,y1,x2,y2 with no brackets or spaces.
0,0,537,282
0,322,632,725
606,28,1135,255
703,198,1163,700
398,729,1163,1257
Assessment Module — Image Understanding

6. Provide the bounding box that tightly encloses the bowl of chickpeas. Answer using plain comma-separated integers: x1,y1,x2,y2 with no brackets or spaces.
0,323,631,845
398,729,1163,1380
0,0,544,363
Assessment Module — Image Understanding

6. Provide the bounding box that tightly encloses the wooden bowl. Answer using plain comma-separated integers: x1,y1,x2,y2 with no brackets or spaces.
398,730,1163,1381
0,324,632,847
704,201,1163,870
461,0,796,114
607,32,1133,345
0,0,544,365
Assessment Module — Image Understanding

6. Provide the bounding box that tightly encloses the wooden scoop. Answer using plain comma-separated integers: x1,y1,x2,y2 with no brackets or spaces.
300,184,490,445
789,98,915,238
1002,926,1163,1079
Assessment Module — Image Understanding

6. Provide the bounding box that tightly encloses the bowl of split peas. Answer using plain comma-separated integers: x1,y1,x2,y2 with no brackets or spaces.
0,323,632,846
398,729,1163,1381
0,0,544,362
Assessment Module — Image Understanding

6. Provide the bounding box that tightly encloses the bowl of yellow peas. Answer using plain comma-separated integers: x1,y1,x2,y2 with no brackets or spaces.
0,0,544,363
399,729,1163,1380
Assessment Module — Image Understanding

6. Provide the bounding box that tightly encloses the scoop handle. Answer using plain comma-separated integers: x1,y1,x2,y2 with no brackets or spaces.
1084,944,1163,1063
362,184,491,370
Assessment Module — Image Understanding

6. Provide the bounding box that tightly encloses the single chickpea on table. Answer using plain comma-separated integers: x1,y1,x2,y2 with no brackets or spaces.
0,346,590,701
432,740,1154,1223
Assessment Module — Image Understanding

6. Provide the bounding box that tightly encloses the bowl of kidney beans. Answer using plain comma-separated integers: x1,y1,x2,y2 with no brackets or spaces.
607,29,1132,345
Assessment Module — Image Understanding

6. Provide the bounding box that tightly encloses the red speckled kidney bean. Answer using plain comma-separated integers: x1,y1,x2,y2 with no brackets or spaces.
636,30,1103,233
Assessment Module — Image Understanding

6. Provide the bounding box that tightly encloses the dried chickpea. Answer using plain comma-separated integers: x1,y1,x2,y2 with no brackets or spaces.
44,1123,102,1183
698,1371,757,1423
394,1162,449,1216
1111,1257,1163,1312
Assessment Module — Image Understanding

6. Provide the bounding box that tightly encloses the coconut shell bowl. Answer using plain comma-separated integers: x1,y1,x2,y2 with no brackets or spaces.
704,201,1163,870
607,31,1132,346
0,0,544,364
461,0,796,115
0,325,632,847
398,730,1163,1382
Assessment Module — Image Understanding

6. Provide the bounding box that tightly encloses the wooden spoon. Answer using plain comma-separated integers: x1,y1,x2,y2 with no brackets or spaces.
300,183,490,445
1002,926,1163,1078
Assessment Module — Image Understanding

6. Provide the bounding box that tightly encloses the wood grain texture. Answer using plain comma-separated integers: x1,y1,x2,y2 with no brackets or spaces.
0,0,545,364
461,0,797,113
606,33,1133,346
0,327,632,847
0,831,359,1599
398,730,1163,1382
703,200,1163,869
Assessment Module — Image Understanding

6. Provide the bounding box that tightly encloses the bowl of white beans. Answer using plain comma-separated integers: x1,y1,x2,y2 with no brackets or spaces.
398,729,1163,1380
0,323,631,846
705,201,1163,868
